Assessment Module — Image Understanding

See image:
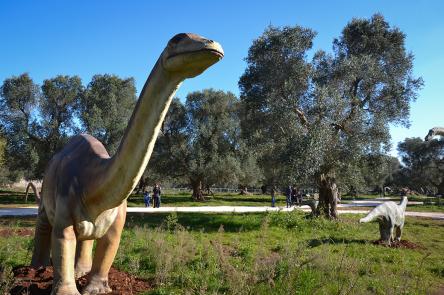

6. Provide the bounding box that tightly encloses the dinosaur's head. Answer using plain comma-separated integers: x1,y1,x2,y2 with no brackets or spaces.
425,128,435,142
162,33,224,78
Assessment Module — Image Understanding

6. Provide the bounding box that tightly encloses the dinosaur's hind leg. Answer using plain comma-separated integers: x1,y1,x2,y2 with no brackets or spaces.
395,223,403,242
82,203,126,295
31,207,52,267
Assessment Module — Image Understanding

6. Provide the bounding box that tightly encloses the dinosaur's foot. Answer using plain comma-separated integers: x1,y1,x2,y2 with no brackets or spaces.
82,275,112,295
75,264,92,279
51,281,81,295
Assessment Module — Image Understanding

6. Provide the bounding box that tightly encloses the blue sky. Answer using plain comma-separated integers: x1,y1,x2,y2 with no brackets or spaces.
1,0,443,156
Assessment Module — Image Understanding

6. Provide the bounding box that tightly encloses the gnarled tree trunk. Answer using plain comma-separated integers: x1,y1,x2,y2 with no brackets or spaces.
316,174,339,219
191,179,204,201
239,186,252,195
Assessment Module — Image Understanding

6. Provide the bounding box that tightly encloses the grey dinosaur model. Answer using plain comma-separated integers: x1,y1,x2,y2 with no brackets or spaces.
425,127,444,141
359,197,408,245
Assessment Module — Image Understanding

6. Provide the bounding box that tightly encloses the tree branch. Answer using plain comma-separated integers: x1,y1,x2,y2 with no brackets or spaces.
295,108,309,128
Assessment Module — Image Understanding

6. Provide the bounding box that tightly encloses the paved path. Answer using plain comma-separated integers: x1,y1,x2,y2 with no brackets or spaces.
1,205,443,220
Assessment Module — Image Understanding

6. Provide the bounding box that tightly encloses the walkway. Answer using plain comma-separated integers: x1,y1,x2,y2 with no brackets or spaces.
1,205,443,220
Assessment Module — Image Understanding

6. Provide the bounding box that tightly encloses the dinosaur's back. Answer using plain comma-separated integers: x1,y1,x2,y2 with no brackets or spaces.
41,134,110,225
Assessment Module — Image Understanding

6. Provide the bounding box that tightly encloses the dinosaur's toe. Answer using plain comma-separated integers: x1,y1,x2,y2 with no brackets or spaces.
82,275,112,295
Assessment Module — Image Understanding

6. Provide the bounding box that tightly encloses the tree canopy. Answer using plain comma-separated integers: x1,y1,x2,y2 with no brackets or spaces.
0,73,136,180
239,14,422,216
80,74,136,154
150,89,261,199
397,137,444,194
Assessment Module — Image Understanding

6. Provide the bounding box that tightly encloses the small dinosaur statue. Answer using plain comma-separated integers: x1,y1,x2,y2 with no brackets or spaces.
359,197,408,245
425,127,444,141
25,182,41,205
31,33,223,295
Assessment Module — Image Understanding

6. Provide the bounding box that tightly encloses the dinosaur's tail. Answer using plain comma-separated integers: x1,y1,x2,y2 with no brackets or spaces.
25,182,41,205
399,196,408,212
359,208,380,223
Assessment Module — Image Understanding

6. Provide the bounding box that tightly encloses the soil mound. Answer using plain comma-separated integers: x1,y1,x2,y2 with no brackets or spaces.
372,239,424,249
9,266,151,295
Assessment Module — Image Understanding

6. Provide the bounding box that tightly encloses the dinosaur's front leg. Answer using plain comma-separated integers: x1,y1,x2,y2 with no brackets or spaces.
379,220,393,246
82,203,126,295
75,240,94,278
395,222,404,242
51,214,80,295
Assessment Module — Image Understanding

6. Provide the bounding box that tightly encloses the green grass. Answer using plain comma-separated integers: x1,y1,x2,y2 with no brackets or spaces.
1,212,443,294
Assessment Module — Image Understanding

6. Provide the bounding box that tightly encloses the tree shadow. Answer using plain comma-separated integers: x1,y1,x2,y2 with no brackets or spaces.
308,237,369,248
125,212,263,233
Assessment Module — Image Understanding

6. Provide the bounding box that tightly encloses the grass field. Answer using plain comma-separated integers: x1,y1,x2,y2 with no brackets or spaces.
1,211,443,294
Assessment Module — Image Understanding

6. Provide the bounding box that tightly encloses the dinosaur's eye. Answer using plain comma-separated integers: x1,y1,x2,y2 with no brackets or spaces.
169,33,188,45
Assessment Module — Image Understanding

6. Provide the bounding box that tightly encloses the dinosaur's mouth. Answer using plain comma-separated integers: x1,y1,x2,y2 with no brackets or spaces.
168,48,224,60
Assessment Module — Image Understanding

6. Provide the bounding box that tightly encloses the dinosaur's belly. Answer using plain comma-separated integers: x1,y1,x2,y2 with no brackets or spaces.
76,207,119,240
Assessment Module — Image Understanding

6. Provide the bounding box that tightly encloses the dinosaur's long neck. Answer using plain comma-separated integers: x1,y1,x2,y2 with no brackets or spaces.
87,59,182,216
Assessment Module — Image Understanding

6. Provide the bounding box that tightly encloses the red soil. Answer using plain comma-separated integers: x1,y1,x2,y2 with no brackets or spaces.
372,239,425,249
9,266,152,295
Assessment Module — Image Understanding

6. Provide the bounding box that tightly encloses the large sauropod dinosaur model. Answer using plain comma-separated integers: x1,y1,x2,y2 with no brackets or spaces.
359,197,408,245
25,182,41,205
31,33,224,295
425,127,444,141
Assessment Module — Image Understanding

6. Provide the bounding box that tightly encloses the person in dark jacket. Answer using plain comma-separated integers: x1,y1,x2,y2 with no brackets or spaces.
286,185,292,208
153,183,162,208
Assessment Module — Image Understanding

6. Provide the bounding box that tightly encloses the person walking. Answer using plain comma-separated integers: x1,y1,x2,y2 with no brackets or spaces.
153,183,162,208
143,190,151,207
291,186,297,205
271,186,276,207
286,185,292,208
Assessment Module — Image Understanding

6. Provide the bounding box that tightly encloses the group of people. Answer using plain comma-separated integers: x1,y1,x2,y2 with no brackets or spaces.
285,185,303,208
270,185,303,208
143,183,162,208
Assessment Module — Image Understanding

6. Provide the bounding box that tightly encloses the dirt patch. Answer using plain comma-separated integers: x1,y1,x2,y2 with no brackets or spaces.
9,266,152,295
372,239,425,250
0,228,34,237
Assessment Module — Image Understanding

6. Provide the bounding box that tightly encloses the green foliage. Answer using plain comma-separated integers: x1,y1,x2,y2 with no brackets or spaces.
0,73,40,179
239,25,315,186
239,14,423,192
80,75,136,154
0,73,136,179
151,89,261,197
0,74,83,178
397,137,444,194
0,134,9,185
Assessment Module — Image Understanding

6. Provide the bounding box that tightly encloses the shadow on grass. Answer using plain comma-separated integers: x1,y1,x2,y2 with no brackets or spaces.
308,237,368,248
125,212,263,233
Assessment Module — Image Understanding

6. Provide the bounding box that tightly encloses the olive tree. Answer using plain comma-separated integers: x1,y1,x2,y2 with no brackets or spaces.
239,15,423,218
151,89,261,200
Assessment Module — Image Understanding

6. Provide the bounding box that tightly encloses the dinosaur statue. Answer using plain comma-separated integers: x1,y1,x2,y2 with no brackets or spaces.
425,127,444,141
30,33,224,295
359,197,408,246
25,182,41,205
